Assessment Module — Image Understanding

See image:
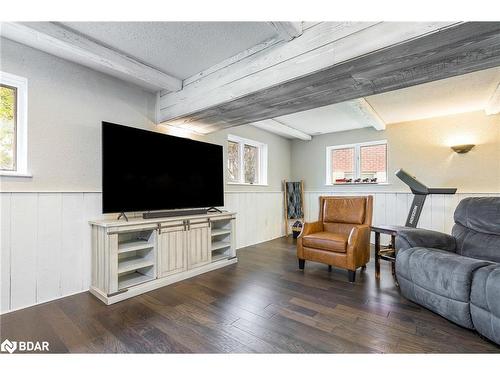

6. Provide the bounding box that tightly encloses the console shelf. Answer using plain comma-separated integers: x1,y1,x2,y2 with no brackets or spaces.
118,256,155,274
118,239,154,254
211,228,231,237
212,253,230,262
118,272,154,289
211,241,231,251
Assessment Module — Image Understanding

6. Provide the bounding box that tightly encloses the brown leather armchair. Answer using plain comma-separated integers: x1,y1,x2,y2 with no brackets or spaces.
297,196,373,282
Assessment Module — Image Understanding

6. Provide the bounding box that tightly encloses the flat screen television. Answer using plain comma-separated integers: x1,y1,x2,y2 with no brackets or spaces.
102,122,224,214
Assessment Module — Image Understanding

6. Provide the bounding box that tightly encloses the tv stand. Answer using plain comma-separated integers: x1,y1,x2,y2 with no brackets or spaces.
89,211,237,304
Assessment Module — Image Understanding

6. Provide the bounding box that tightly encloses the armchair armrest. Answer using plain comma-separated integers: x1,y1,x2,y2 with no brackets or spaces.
396,228,456,252
346,225,371,268
299,221,323,238
347,225,371,249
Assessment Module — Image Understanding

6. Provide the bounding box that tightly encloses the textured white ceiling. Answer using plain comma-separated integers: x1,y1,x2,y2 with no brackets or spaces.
366,67,500,124
60,22,277,79
273,67,500,136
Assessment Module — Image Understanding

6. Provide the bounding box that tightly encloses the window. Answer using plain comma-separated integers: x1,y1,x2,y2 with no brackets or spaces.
326,140,387,184
0,71,28,176
227,135,268,185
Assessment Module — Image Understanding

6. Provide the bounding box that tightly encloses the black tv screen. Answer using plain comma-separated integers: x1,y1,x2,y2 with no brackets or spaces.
102,122,224,213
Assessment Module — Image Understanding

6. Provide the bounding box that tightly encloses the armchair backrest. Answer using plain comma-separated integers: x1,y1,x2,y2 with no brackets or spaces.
319,196,373,236
452,197,500,262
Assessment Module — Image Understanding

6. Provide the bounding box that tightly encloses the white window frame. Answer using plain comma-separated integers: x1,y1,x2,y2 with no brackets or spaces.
0,71,29,177
326,140,388,185
227,134,268,186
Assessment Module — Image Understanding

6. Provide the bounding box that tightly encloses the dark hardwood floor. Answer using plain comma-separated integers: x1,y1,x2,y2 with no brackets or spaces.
1,236,498,353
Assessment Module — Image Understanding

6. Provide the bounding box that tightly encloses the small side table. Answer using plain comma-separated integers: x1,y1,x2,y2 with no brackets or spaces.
371,225,405,283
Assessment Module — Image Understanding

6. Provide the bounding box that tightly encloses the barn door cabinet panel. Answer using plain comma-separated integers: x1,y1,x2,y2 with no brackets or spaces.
187,220,211,269
89,212,237,304
158,221,187,277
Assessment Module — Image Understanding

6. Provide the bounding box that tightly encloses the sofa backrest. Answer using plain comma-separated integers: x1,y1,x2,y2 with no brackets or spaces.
452,197,500,262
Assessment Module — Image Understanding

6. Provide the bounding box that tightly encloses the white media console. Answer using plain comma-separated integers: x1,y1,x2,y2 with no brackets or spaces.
89,211,237,304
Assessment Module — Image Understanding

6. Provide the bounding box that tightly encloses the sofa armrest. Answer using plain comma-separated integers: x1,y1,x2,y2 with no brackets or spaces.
396,228,456,252
299,221,323,238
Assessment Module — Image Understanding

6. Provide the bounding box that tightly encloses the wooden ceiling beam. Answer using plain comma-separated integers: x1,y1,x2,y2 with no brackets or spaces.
269,22,303,41
158,22,456,127
159,22,500,132
485,82,500,115
349,99,386,131
252,119,312,140
1,22,183,92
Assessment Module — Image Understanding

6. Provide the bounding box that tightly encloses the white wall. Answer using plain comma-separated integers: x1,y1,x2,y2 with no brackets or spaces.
0,39,291,314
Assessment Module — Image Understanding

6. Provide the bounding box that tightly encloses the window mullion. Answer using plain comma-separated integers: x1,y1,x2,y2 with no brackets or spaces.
239,142,244,183
355,145,361,180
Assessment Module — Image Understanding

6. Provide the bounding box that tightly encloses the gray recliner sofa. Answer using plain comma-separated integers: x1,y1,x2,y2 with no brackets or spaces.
395,197,500,345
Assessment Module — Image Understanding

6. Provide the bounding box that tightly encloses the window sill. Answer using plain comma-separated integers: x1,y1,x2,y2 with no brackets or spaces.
227,182,269,187
0,171,33,178
326,182,391,186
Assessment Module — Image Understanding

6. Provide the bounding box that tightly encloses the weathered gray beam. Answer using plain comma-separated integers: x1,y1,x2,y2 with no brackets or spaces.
159,22,454,124
164,22,500,131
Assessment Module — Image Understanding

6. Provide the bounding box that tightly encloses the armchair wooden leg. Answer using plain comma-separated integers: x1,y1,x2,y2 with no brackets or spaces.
328,265,332,272
348,270,356,282
298,259,305,270
361,265,367,270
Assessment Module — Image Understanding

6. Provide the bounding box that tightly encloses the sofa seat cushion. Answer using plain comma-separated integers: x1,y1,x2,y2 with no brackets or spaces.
396,247,491,328
302,232,348,253
470,264,500,344
397,247,491,301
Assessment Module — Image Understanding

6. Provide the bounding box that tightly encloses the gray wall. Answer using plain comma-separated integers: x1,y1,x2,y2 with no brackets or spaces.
0,38,292,193
0,38,157,192
291,110,500,193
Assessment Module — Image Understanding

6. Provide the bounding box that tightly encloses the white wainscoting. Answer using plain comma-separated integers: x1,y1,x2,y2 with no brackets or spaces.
0,191,285,314
303,191,500,242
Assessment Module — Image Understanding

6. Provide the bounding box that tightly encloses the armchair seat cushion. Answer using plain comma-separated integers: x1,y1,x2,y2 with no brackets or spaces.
302,231,348,253
396,247,491,328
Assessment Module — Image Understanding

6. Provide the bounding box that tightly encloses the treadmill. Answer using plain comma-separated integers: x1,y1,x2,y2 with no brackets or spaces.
396,169,457,227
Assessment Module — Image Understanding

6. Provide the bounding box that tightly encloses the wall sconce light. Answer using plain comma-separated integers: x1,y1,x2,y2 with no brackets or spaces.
451,144,475,154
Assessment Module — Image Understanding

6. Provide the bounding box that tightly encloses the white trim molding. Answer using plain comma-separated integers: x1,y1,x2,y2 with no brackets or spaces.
0,71,29,177
326,140,388,185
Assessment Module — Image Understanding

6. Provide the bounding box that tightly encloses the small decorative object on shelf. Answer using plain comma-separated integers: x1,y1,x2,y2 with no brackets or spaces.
292,220,303,239
335,177,378,184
